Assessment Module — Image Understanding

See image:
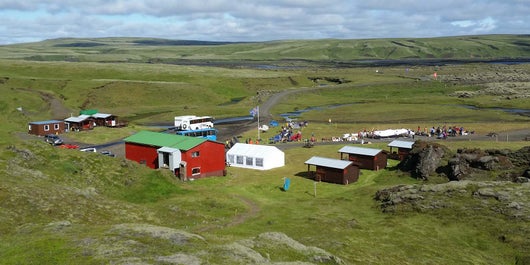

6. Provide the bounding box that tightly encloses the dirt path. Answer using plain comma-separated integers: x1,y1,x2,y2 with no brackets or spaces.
229,196,260,226
257,81,409,122
216,84,344,142
218,81,412,141
196,195,260,233
16,88,72,119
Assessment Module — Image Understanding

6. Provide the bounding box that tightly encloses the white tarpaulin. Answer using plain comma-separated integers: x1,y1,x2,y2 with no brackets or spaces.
372,128,412,138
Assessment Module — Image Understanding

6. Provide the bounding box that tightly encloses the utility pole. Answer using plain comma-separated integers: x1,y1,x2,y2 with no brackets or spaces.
257,105,260,141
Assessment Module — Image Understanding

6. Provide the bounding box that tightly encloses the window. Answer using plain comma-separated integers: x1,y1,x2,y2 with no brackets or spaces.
256,158,264,167
192,151,200,157
192,167,200,175
236,155,244,165
44,125,50,131
246,157,253,166
54,123,60,130
227,154,234,164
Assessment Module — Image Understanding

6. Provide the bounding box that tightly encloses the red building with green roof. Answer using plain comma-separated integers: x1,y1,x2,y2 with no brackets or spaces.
124,131,226,180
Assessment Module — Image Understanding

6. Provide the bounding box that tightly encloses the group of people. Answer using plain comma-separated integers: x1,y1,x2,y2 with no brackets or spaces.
269,122,307,143
226,121,474,148
320,125,474,143
423,125,473,139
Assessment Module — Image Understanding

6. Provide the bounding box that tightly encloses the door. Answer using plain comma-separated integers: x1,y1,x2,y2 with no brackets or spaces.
179,161,187,181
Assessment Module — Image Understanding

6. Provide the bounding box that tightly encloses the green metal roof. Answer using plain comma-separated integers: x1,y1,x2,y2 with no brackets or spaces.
80,109,98,115
124,131,206,151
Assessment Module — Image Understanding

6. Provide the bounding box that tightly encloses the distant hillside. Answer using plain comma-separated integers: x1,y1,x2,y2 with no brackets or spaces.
0,35,528,64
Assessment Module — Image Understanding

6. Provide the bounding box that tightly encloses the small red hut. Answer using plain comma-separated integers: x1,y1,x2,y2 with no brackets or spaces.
387,140,415,160
304,156,360,185
338,146,387,171
64,115,94,131
28,120,65,136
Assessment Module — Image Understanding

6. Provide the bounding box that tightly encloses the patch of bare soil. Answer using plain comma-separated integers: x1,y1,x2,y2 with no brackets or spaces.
230,196,260,227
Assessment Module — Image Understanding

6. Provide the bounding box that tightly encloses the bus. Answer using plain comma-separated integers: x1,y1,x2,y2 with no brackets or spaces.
175,128,217,141
174,115,214,130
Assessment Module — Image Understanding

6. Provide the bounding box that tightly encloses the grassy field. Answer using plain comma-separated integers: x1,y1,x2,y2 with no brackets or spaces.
1,140,528,264
0,34,529,62
0,36,529,264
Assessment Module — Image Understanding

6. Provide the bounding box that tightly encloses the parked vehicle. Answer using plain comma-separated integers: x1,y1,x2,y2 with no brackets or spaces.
44,134,63,145
100,150,116,157
175,127,217,141
174,115,214,130
259,124,269,132
79,147,97,153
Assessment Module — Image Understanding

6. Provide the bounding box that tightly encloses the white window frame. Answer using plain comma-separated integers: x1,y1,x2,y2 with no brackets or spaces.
227,154,234,164
245,157,253,166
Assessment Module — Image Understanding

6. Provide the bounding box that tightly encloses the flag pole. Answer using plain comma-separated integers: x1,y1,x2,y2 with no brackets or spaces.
257,106,260,141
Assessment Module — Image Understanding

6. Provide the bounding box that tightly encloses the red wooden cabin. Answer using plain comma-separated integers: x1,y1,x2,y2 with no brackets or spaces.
124,131,226,180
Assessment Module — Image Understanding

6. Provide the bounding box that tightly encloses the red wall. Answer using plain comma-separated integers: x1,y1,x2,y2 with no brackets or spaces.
182,141,226,178
125,143,159,169
397,148,411,161
346,152,387,171
125,141,226,178
29,122,65,136
315,164,359,185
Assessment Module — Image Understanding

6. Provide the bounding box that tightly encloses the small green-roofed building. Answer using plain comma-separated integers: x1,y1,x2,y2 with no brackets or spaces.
124,131,225,180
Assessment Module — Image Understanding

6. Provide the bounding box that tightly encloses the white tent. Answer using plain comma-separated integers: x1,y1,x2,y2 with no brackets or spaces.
226,143,284,170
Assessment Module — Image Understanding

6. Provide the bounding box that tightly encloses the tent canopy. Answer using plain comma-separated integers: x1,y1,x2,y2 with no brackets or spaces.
226,143,284,170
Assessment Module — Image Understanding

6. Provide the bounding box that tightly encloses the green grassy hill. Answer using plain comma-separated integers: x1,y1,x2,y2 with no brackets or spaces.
0,34,528,63
1,35,529,264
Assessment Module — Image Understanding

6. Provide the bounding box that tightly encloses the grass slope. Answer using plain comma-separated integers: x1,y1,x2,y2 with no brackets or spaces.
1,141,528,264
0,35,529,63
0,36,529,264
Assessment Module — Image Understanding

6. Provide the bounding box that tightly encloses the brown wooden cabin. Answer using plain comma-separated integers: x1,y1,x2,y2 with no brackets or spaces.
338,146,387,171
305,156,360,185
28,120,65,136
387,140,415,160
64,114,94,131
92,113,118,127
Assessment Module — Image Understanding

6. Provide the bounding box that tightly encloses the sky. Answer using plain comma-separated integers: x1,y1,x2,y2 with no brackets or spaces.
0,0,528,45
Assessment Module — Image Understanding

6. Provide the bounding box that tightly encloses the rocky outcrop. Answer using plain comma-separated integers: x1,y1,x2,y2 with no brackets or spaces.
446,64,530,100
398,142,530,182
448,148,514,181
398,141,450,180
82,226,344,265
374,181,530,219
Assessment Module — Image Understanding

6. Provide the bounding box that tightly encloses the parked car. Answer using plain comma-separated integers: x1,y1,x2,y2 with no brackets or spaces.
44,134,63,145
100,150,116,157
79,147,97,153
